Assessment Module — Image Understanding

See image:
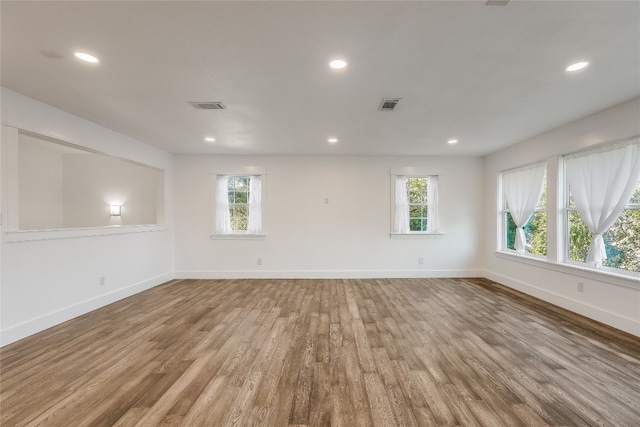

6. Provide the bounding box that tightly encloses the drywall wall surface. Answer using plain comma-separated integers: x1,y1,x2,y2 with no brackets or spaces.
483,96,640,336
62,153,160,227
174,154,484,278
18,137,64,229
1,88,175,346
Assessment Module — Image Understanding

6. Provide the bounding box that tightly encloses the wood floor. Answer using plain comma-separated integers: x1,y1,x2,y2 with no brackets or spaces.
1,278,639,427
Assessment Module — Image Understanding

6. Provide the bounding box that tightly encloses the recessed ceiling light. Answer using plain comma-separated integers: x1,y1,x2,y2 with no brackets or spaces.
328,137,338,144
205,137,216,142
74,52,99,63
566,61,588,72
329,59,347,70
448,139,458,144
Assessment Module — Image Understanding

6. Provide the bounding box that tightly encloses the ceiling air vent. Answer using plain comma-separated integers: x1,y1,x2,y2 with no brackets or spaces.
379,98,401,111
189,101,227,110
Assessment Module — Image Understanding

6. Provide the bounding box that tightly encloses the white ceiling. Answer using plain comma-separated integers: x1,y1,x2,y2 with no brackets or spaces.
2,1,639,156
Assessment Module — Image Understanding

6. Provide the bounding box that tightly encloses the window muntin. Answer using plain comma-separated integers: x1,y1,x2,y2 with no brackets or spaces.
502,166,547,256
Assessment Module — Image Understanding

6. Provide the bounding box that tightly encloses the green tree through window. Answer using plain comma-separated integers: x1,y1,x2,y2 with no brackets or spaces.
406,177,429,231
568,182,640,272
228,176,250,231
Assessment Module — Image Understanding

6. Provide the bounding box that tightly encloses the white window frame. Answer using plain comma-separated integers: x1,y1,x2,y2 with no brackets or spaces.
390,167,442,237
562,140,640,278
499,162,548,259
211,167,266,240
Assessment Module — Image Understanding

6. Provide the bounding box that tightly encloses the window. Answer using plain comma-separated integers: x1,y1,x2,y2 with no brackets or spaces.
393,175,439,234
565,140,640,273
215,174,263,235
501,163,547,255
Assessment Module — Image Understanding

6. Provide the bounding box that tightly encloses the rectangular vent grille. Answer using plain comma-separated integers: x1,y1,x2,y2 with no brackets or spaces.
189,102,227,110
379,98,401,111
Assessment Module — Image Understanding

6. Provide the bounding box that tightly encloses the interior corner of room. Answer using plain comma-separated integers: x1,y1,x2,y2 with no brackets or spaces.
1,0,640,346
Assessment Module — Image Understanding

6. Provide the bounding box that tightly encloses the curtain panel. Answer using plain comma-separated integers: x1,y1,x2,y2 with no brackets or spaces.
565,138,640,267
502,163,546,252
215,175,231,234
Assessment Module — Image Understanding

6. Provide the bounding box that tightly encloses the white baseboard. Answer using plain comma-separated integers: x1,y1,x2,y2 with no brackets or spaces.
175,269,483,280
484,270,640,337
0,272,175,347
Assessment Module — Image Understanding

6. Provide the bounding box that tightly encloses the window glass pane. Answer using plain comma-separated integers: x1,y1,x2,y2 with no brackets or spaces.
409,206,421,218
237,177,249,189
504,211,547,255
527,211,547,256
230,205,248,231
505,212,517,250
568,209,639,272
631,181,640,204
568,210,590,263
235,189,248,204
603,209,640,272
537,173,547,209
407,177,428,204
410,218,426,232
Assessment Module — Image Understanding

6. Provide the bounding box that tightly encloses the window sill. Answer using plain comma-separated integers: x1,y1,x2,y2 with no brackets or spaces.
495,250,640,289
5,224,168,243
390,232,444,239
211,233,267,240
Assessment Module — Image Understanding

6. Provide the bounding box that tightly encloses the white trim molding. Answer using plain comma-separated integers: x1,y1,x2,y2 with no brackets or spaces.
175,269,483,280
0,272,174,347
484,269,640,337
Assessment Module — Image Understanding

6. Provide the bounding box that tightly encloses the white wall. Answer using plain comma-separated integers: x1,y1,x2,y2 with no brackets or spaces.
1,88,175,346
18,136,64,229
3,85,638,346
483,96,640,337
174,154,484,278
62,153,161,227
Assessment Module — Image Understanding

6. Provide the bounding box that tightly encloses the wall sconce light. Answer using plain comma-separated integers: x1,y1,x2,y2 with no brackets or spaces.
110,204,122,216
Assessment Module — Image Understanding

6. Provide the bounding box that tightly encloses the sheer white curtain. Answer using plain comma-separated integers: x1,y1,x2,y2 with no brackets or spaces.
502,163,546,252
215,175,231,234
426,176,439,233
395,177,410,233
247,175,262,233
565,139,640,267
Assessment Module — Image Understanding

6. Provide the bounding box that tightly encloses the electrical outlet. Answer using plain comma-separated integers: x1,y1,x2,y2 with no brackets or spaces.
577,282,584,292
257,258,262,266
418,257,424,265
99,276,106,286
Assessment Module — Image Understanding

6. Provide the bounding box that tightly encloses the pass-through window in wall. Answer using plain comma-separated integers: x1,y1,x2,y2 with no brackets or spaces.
13,129,164,231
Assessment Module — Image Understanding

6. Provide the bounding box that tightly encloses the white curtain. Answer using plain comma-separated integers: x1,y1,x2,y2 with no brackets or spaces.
216,175,231,234
502,163,546,252
565,140,640,267
426,176,439,233
247,175,262,233
395,177,410,233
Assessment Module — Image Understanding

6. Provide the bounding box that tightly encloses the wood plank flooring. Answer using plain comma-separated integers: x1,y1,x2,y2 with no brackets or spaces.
1,278,639,426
